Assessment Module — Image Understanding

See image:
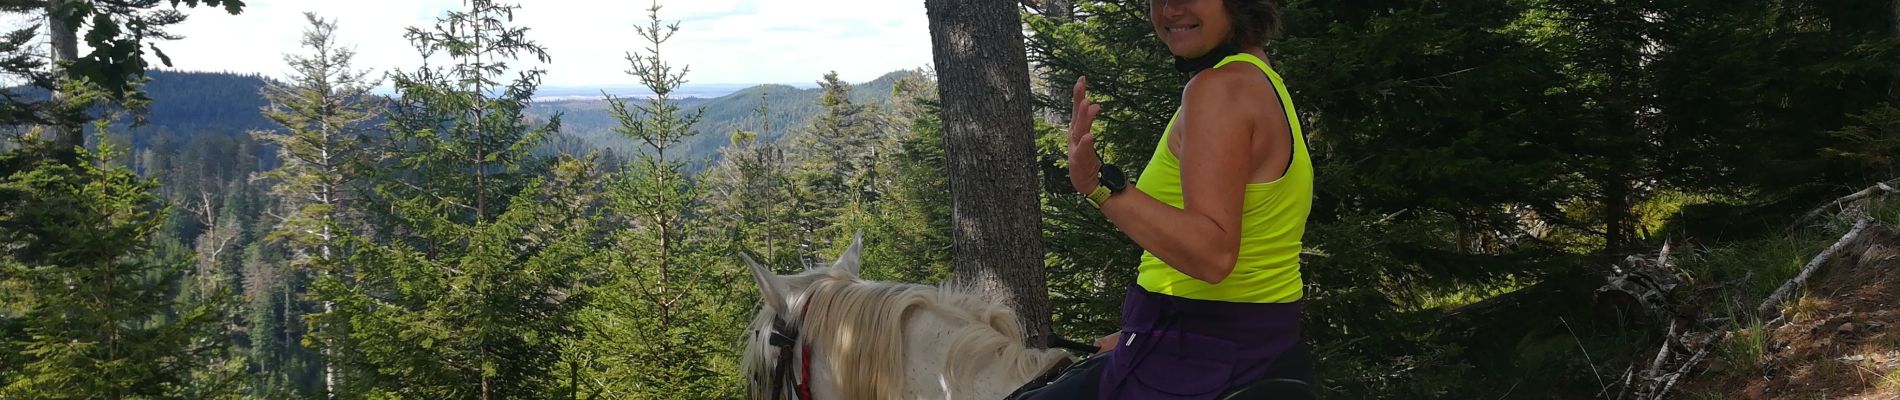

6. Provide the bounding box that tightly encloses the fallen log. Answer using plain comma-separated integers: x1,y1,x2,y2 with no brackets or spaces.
1791,179,1897,230
1596,243,1686,326
1644,320,1679,376
1757,218,1876,319
1651,331,1728,400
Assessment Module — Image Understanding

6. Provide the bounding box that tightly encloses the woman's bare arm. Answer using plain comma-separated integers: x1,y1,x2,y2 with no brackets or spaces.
1068,66,1276,284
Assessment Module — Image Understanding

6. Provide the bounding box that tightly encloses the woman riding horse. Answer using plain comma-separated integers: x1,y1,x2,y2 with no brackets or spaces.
1022,0,1315,398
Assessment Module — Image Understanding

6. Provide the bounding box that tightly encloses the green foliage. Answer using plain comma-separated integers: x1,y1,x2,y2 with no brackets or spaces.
0,141,233,399
380,0,559,224
779,71,897,263
329,1,590,398
852,74,954,284
1031,0,1898,397
700,90,804,272
1,0,1890,397
52,0,247,101
0,7,53,129
563,3,747,398
1827,104,1900,178
335,158,599,399
248,13,382,399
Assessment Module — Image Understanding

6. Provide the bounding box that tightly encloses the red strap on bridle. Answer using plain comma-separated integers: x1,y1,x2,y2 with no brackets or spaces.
795,299,814,400
795,343,813,400
774,299,814,400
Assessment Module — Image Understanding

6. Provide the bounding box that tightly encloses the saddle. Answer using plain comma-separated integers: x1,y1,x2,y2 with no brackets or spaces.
1008,340,1318,400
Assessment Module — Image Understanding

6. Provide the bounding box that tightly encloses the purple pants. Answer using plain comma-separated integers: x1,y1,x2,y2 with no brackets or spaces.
1095,285,1302,400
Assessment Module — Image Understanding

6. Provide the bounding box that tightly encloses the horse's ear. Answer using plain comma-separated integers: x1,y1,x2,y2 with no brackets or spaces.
744,253,791,315
831,231,863,276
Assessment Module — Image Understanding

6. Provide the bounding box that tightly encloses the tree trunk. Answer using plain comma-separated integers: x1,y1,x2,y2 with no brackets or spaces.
320,239,338,399
42,0,80,157
1604,176,1632,254
925,0,1053,347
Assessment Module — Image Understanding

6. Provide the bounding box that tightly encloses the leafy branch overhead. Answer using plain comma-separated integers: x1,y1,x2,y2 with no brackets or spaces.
50,0,247,99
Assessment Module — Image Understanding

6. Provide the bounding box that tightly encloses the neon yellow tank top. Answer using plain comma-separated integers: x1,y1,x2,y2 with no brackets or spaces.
1134,53,1312,303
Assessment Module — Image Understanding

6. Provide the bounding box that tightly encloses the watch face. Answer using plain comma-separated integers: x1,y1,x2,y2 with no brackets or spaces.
1099,164,1126,191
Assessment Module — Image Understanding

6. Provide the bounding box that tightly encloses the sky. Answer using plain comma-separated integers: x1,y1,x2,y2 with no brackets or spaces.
152,0,935,87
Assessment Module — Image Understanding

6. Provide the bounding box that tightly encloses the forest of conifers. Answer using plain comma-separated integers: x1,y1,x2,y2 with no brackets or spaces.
2,0,1898,399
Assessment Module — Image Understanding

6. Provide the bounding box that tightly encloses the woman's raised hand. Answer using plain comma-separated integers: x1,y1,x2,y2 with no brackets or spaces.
1068,76,1105,194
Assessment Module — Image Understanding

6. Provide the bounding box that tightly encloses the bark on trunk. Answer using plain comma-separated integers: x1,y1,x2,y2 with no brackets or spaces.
42,0,80,156
1604,176,1633,254
924,0,1053,347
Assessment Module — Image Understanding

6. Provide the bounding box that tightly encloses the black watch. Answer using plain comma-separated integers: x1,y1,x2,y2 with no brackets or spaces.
1099,164,1127,193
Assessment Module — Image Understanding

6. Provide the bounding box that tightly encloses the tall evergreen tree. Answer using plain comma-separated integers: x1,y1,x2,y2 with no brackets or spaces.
0,139,233,399
787,72,882,262
566,2,747,397
703,90,801,270
333,1,588,398
252,13,380,399
854,72,954,284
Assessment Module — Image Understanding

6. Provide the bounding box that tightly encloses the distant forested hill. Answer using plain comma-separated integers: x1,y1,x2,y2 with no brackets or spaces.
134,71,276,136
102,69,919,173
528,69,919,171
17,71,279,150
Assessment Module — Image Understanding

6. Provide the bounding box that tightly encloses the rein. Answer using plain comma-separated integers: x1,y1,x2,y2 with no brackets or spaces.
768,299,815,400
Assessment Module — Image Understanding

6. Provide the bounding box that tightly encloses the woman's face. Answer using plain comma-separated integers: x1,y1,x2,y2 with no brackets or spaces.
1150,0,1233,58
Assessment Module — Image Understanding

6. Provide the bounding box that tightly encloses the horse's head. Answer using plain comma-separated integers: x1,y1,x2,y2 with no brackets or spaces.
741,234,862,399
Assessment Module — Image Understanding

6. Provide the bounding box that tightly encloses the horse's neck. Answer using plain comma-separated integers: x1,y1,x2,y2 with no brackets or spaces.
799,284,1072,400
895,303,1067,400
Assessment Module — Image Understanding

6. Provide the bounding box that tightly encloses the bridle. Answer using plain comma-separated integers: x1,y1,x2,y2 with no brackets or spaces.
765,299,815,400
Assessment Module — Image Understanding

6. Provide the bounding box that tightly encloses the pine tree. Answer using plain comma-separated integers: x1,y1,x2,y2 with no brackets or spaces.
566,2,748,397
787,72,882,263
251,13,381,399
0,138,233,399
336,1,589,398
854,72,954,284
702,90,802,270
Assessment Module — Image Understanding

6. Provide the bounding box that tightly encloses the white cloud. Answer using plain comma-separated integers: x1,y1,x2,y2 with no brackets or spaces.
154,0,933,86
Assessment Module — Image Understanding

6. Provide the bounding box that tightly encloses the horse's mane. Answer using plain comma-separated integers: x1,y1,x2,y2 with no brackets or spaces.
742,271,1065,399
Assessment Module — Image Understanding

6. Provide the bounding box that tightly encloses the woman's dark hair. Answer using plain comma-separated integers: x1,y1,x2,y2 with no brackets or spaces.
1224,0,1283,47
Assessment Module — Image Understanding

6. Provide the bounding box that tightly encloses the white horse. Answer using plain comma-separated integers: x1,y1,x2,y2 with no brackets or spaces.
741,236,1073,400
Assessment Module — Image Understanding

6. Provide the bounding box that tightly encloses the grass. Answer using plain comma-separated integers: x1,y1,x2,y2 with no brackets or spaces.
1877,366,1900,393
1599,196,1900,399
1408,278,1531,312
1655,206,1885,397
1787,294,1831,322
1872,195,1900,227
1715,319,1769,375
